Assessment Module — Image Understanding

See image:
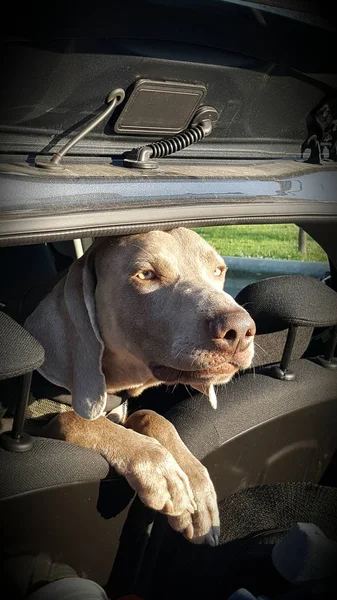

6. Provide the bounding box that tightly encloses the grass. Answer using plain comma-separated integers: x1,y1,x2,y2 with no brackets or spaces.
193,224,327,262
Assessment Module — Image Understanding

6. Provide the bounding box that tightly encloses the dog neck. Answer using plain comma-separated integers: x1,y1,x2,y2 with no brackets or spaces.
102,347,159,397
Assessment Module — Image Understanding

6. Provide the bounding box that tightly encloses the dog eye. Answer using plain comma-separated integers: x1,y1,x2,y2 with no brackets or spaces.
214,267,224,277
137,270,155,280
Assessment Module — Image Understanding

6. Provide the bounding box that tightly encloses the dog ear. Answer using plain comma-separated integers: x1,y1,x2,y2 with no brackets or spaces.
63,247,107,419
25,245,107,420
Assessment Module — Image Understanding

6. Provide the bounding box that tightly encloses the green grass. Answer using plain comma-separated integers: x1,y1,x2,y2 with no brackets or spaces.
193,224,327,262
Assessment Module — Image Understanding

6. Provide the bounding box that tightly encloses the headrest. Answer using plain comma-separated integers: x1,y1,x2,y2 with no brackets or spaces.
236,275,337,335
0,311,45,380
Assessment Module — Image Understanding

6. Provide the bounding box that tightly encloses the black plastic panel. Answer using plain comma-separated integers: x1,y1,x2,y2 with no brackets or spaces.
114,80,206,135
0,40,327,158
1,1,336,159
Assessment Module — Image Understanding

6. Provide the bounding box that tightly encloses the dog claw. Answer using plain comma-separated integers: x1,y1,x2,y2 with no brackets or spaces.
212,527,220,546
188,502,196,514
164,499,174,513
185,523,194,539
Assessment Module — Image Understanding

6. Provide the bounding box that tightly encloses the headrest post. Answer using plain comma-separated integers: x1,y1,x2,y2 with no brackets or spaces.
280,325,298,376
0,372,33,452
267,325,297,381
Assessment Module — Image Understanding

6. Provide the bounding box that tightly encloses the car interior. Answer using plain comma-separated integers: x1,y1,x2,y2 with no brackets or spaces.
1,222,337,600
1,1,337,598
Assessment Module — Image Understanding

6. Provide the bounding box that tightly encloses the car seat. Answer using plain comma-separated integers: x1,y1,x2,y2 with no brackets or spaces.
1,274,337,600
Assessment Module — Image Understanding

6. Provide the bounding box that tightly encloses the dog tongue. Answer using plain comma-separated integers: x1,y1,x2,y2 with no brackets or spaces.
191,383,217,409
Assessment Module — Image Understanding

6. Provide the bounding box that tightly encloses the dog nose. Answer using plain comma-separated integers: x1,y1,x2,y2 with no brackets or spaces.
208,311,256,352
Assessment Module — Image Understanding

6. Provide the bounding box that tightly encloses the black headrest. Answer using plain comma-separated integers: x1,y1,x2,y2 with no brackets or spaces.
0,311,44,380
236,275,337,334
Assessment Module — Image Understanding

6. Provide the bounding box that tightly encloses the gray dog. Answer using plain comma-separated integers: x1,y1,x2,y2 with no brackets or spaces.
26,228,255,545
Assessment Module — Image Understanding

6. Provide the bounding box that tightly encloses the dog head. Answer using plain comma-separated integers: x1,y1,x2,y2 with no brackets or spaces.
95,228,255,407
26,228,255,418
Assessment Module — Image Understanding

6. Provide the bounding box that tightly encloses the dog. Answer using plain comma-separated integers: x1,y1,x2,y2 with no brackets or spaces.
25,228,255,546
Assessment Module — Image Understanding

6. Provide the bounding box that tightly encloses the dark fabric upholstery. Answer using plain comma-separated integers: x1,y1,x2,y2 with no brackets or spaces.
149,483,337,600
236,275,337,333
0,311,44,380
3,359,335,498
0,437,110,499
251,327,312,367
165,359,337,460
218,482,337,544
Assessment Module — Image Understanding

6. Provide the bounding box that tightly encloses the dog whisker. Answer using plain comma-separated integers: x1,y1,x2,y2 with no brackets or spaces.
254,341,268,356
239,301,254,309
184,384,194,400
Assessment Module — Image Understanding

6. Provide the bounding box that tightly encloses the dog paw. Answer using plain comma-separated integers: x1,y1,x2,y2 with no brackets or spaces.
168,460,220,546
121,435,196,517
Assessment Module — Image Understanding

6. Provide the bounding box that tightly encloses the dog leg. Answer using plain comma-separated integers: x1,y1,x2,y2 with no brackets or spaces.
125,410,220,546
40,411,195,517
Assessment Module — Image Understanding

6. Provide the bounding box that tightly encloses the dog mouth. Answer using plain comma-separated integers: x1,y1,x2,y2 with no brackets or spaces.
150,362,238,383
150,363,238,411
150,353,252,410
